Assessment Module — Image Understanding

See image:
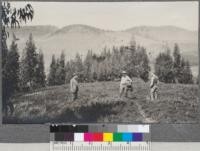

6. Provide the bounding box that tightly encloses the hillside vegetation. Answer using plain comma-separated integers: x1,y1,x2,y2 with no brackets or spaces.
4,78,199,124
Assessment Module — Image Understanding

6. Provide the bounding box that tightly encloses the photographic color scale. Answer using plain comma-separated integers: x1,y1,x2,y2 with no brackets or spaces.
50,124,151,151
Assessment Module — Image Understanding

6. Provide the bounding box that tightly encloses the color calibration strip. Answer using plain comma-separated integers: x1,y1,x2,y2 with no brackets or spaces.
53,132,144,142
50,125,151,151
50,124,150,142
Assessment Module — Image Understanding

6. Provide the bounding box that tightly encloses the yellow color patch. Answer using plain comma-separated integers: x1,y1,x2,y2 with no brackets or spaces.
103,133,113,142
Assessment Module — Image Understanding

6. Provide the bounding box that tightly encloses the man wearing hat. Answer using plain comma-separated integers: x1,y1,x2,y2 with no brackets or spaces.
70,73,79,101
120,71,133,98
150,72,159,101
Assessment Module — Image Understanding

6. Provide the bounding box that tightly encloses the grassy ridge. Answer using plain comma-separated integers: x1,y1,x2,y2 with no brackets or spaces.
4,78,199,124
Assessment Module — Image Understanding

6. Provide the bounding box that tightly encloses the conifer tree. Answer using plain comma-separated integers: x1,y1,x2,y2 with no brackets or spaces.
2,2,34,115
126,39,138,77
155,49,174,83
19,34,38,89
47,55,57,86
2,32,9,113
55,58,61,85
74,53,84,81
65,61,73,83
173,43,182,83
137,47,150,82
172,43,193,84
185,61,193,84
34,50,46,88
3,35,20,109
111,46,121,78
59,51,66,84
179,60,193,84
53,52,66,85
84,50,93,81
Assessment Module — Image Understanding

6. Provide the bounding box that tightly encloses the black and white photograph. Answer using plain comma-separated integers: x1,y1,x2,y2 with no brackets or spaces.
2,1,199,124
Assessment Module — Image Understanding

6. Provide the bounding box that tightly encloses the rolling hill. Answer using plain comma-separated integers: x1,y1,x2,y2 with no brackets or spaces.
4,78,199,124
6,24,198,75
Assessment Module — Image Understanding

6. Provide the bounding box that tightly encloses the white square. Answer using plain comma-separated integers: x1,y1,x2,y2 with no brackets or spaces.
138,125,150,133
127,125,138,132
74,133,84,142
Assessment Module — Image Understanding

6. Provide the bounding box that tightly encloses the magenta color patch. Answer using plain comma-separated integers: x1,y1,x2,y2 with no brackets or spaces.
84,133,92,141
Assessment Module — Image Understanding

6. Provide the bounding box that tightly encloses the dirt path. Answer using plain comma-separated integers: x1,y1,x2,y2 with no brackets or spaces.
134,100,156,123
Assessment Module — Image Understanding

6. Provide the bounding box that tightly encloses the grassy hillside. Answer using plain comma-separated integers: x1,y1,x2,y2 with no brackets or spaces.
4,78,199,124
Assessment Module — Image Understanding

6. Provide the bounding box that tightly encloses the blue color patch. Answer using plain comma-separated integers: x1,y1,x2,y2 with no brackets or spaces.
133,133,143,141
122,133,132,141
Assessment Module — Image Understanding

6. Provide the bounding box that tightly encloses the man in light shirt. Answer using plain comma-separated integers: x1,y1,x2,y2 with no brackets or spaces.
150,72,159,101
120,71,133,98
70,73,79,101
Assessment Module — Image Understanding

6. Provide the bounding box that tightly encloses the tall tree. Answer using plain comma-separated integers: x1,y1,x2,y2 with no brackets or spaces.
173,43,182,83
6,35,20,92
1,31,8,68
137,47,150,82
47,55,57,86
184,61,193,84
2,33,9,113
59,51,66,84
179,60,193,84
178,58,186,83
20,34,38,89
1,2,34,115
54,52,66,85
3,35,20,114
111,46,121,78
54,58,61,85
74,53,84,72
74,53,84,81
172,43,193,84
34,50,46,88
84,50,93,81
126,39,138,77
19,49,27,91
155,49,174,83
65,61,73,83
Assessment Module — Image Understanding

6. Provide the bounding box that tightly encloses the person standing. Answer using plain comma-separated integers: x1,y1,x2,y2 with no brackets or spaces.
70,73,79,101
150,72,159,101
120,71,133,98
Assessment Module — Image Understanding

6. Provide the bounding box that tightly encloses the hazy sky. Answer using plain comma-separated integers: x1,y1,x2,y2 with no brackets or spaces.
11,1,199,31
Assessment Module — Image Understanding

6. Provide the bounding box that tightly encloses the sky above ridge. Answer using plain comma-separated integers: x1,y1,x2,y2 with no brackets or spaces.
10,1,199,31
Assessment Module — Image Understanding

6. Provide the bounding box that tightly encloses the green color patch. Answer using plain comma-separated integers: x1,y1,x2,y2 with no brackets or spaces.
113,133,122,142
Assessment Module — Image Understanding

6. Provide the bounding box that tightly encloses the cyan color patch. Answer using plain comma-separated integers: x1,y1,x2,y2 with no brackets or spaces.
122,133,132,141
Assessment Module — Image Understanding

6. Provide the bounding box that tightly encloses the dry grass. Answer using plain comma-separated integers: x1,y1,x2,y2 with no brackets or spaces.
4,78,199,124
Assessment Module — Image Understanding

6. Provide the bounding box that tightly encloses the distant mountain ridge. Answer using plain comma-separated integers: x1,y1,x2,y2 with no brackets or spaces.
7,25,58,37
51,24,105,35
6,24,198,74
125,25,197,42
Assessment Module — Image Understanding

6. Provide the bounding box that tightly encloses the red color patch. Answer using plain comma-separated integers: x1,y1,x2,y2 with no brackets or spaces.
92,133,103,141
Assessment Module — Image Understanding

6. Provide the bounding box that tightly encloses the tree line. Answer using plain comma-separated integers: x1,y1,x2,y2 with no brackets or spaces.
3,34,46,104
48,40,151,85
48,42,195,86
155,43,194,84
2,33,196,112
2,2,34,115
